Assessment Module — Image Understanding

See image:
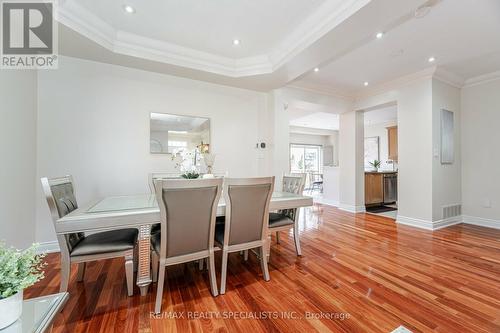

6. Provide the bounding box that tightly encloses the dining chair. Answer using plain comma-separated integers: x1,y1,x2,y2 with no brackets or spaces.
268,175,305,256
41,176,138,296
148,172,182,193
310,173,324,193
151,178,223,313
215,177,274,294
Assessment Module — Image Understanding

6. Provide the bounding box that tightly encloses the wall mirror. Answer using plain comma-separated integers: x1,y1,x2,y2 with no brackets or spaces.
150,113,210,154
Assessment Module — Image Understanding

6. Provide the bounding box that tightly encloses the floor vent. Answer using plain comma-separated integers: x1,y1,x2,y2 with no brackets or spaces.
442,204,461,219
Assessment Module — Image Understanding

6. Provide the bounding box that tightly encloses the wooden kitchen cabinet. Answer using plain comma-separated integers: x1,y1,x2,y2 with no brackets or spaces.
365,173,384,205
387,126,398,161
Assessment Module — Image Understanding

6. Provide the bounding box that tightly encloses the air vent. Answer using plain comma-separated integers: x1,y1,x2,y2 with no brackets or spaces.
442,204,461,220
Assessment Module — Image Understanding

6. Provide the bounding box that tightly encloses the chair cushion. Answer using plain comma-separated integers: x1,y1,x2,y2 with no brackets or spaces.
268,212,294,228
70,228,138,257
214,223,225,245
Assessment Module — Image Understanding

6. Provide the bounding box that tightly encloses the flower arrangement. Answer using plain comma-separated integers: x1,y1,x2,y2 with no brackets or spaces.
181,171,200,179
0,243,46,299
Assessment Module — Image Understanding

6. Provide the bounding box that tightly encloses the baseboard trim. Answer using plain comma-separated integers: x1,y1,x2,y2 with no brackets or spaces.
37,241,60,254
338,203,366,213
314,197,339,207
462,215,500,229
396,215,461,231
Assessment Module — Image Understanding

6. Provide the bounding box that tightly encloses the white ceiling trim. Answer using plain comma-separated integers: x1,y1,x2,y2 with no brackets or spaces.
57,0,370,78
434,67,465,89
269,0,371,69
463,70,500,88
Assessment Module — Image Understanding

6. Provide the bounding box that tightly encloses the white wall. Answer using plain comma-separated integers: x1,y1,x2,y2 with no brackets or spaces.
0,71,37,249
364,120,397,170
35,56,270,243
432,79,461,221
461,78,500,226
338,111,365,212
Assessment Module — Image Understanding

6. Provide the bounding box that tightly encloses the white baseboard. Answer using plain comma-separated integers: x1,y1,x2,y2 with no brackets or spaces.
462,215,500,229
396,215,461,231
338,203,366,213
314,197,339,207
37,241,60,254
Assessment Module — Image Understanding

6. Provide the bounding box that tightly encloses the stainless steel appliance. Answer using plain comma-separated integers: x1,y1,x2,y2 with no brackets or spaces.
383,173,397,204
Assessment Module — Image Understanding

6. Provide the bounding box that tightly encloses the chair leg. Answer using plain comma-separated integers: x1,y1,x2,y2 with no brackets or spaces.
207,253,218,296
220,249,229,294
198,259,204,271
76,262,86,282
293,226,302,256
276,231,280,244
155,264,166,314
125,253,134,297
59,257,70,292
151,251,159,283
259,246,270,281
243,250,249,261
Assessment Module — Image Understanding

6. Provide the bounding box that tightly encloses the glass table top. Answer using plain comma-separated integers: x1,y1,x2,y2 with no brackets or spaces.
86,192,306,214
1,293,68,333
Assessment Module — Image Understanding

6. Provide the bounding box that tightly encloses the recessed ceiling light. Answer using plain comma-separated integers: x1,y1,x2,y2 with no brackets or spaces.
376,32,384,39
364,81,369,86
123,5,135,14
232,39,240,46
314,67,319,72
428,56,436,63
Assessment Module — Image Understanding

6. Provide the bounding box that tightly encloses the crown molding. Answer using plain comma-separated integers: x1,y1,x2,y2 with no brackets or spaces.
433,67,465,88
269,0,371,69
57,0,369,78
463,70,500,88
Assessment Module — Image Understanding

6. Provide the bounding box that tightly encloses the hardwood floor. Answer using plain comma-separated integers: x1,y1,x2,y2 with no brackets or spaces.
26,205,500,332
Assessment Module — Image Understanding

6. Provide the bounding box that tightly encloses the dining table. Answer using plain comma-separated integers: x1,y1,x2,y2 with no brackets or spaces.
56,192,313,296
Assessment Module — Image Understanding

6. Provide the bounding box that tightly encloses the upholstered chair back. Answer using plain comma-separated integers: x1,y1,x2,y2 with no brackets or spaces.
41,176,85,253
154,178,222,258
223,177,274,246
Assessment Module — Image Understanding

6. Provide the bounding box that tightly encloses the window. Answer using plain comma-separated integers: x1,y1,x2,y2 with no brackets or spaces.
290,144,322,174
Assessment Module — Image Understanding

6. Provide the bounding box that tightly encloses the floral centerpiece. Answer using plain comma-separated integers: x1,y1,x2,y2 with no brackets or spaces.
171,149,200,179
0,243,46,329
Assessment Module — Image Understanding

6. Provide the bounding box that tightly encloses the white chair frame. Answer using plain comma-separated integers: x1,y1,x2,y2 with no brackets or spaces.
270,174,305,256
216,177,275,294
152,178,223,314
41,176,135,296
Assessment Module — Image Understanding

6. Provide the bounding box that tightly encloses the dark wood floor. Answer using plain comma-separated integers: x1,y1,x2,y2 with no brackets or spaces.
26,205,500,332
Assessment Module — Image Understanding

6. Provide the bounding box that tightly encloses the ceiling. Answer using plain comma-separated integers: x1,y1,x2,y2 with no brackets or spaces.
57,0,431,89
57,0,500,93
289,111,340,131
75,0,326,59
364,106,397,126
295,0,500,95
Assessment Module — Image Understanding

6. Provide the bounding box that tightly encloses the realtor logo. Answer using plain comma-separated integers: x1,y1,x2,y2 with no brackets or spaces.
1,0,58,69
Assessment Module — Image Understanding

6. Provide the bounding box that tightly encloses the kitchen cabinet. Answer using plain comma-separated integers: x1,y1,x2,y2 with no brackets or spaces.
365,173,384,205
387,126,398,161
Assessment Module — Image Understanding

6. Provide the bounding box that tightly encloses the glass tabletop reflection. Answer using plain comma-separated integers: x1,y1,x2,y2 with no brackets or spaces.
86,192,304,214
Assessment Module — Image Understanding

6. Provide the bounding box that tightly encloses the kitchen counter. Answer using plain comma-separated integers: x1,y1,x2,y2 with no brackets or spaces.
365,171,398,174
